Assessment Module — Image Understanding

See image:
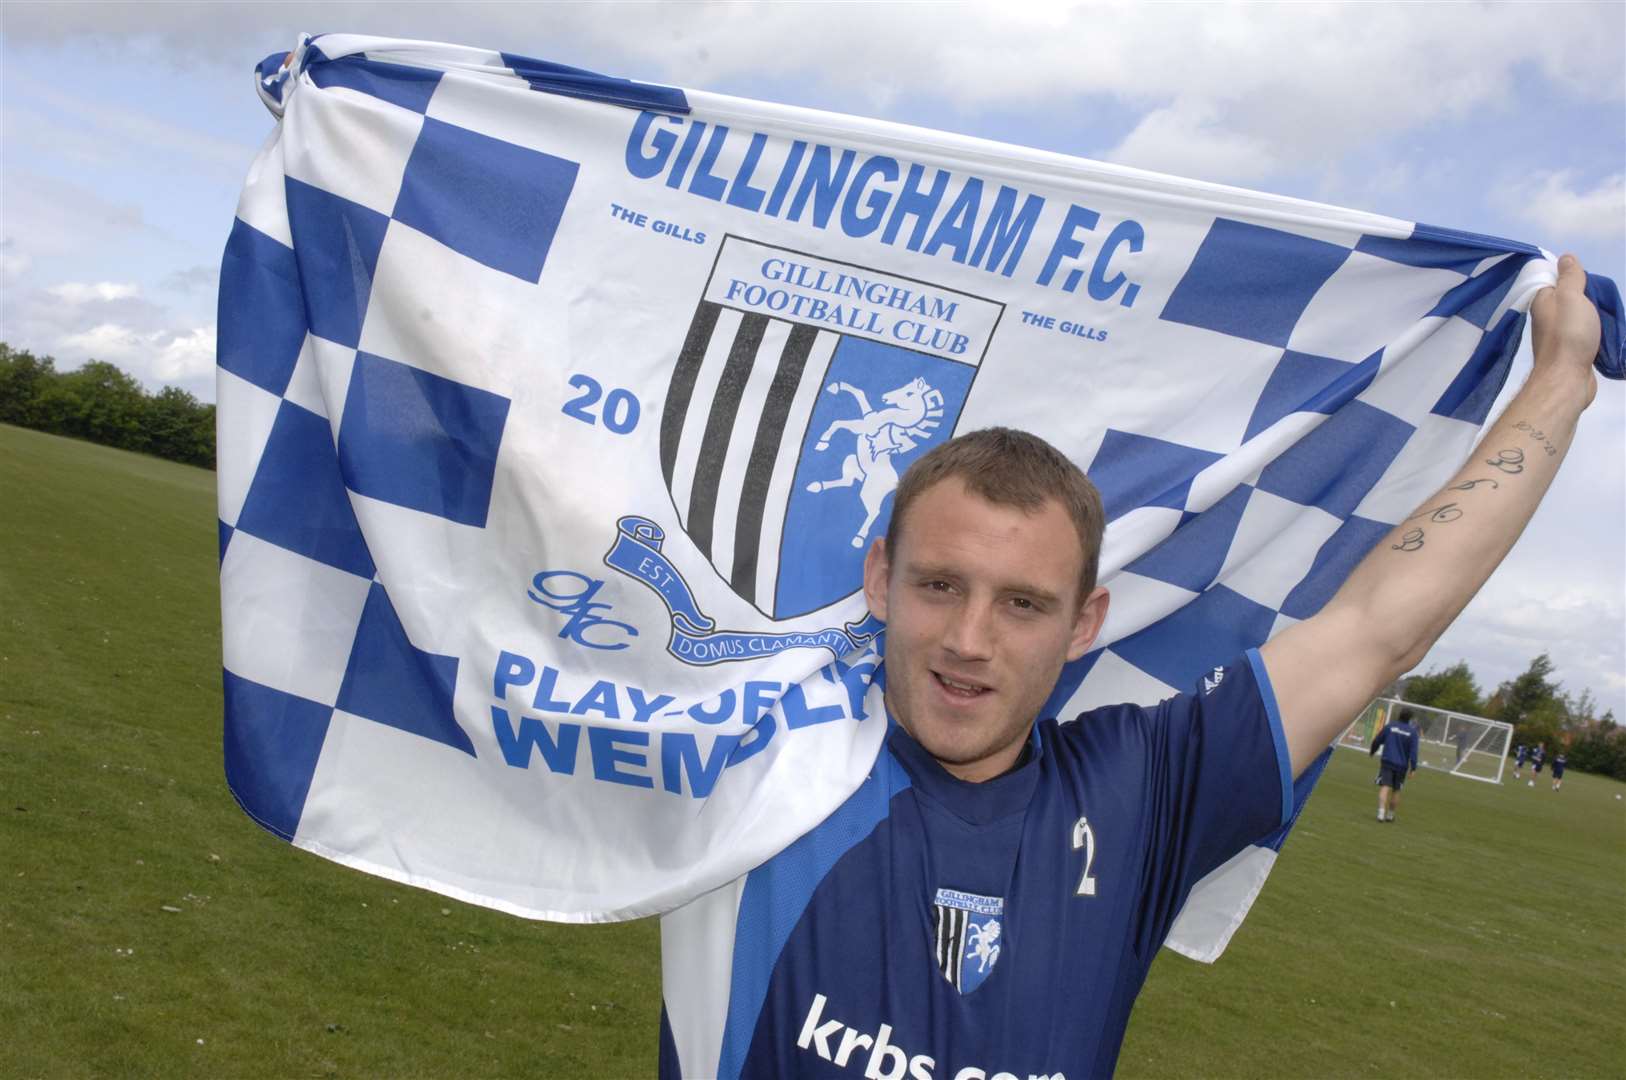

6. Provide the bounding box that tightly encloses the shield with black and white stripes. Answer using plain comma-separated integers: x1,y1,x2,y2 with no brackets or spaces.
933,887,1005,993
659,235,1001,619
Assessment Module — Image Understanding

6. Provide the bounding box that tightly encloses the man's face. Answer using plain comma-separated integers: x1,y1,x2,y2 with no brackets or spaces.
864,478,1109,783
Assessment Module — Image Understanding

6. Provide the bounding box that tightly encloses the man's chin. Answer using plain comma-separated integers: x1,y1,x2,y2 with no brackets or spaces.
913,719,999,767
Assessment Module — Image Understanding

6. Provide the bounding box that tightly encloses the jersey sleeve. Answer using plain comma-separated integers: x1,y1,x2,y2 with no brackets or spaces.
1129,649,1293,957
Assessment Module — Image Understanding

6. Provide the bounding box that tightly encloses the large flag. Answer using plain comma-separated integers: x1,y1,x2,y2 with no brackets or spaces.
217,34,1622,956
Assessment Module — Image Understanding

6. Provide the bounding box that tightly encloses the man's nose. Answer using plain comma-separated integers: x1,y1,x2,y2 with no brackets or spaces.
942,600,995,661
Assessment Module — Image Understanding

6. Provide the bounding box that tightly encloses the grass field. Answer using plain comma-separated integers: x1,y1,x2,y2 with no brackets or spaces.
3,421,1623,1078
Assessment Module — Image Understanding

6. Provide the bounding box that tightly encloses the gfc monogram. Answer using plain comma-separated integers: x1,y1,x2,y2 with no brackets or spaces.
527,570,639,651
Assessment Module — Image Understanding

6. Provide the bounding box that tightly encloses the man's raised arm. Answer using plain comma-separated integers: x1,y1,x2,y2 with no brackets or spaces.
1263,255,1603,777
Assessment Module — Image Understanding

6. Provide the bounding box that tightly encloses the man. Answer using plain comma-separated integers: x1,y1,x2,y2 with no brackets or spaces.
1529,741,1548,787
657,257,1601,1078
1551,751,1568,790
1369,707,1421,822
1513,742,1529,779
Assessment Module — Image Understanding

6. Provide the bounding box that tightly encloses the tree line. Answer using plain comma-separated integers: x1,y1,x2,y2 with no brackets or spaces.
0,343,214,469
1398,655,1624,780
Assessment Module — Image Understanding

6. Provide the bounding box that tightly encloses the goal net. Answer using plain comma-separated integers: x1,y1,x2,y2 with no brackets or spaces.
1338,698,1513,784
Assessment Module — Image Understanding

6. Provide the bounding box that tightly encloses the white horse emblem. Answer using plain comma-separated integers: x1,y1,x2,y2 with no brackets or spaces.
965,919,1001,974
805,376,946,547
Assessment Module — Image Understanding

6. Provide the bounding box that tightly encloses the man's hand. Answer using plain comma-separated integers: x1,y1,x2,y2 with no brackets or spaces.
1262,254,1602,777
1529,255,1601,409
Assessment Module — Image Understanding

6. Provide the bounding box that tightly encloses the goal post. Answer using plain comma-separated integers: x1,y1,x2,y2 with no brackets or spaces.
1337,698,1514,784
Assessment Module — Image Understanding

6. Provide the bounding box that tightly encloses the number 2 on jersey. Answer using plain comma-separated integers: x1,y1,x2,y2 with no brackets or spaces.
1071,816,1097,897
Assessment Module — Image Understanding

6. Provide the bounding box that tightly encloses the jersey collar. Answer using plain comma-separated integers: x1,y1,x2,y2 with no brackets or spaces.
885,717,1044,824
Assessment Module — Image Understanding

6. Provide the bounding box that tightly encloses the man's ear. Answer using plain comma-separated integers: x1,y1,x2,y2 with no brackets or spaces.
1066,586,1110,662
863,537,890,621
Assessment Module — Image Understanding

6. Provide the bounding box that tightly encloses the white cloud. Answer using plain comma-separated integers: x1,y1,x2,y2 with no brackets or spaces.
153,326,217,382
1423,574,1626,718
0,169,211,394
1103,100,1284,184
54,322,158,363
56,321,217,385
48,281,142,303
1,275,217,399
1503,170,1626,244
4,279,166,344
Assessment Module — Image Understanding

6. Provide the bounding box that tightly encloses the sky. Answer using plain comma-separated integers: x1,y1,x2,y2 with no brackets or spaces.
3,0,1623,716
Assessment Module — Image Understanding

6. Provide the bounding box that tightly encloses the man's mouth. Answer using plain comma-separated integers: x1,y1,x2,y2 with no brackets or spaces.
934,672,991,699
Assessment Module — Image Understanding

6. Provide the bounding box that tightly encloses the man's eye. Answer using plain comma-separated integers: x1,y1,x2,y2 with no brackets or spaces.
924,580,952,592
1011,597,1035,611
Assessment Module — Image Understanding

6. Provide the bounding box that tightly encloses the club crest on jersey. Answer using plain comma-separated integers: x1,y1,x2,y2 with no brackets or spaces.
658,235,1001,620
932,887,1004,994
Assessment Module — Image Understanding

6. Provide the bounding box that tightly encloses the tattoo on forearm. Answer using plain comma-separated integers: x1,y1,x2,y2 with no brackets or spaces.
1406,501,1464,525
1392,479,1501,554
1390,457,1518,555
1512,420,1558,457
1390,528,1426,553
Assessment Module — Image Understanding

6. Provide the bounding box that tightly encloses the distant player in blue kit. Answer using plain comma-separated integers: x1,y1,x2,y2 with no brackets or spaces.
1551,752,1567,790
1528,741,1547,787
656,258,1603,1078
1368,708,1420,822
1513,742,1529,778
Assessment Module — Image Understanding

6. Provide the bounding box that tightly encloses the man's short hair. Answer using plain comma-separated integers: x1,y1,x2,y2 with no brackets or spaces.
1397,707,1415,723
885,427,1106,600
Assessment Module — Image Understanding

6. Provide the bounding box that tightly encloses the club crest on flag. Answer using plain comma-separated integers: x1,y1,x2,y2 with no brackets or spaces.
659,236,1002,620
932,887,1004,994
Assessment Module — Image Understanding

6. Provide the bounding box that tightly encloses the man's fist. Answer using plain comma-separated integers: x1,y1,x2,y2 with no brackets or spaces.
1529,253,1601,408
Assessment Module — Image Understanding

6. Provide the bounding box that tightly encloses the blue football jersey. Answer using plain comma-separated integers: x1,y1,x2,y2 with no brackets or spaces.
658,649,1294,1079
1371,722,1419,772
